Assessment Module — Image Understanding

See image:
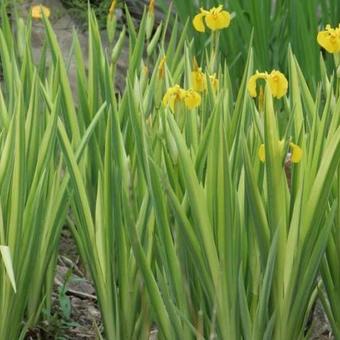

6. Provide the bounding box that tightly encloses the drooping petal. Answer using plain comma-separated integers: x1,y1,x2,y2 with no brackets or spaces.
162,85,184,111
169,97,176,111
193,12,206,32
183,89,201,109
247,74,259,97
247,72,267,97
289,143,303,163
192,69,207,92
217,10,231,29
267,70,288,99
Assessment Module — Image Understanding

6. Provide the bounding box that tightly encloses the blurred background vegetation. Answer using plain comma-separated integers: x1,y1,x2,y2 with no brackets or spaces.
3,0,340,92
55,0,340,92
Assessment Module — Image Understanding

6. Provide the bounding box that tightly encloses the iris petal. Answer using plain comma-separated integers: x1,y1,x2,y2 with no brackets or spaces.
183,90,201,109
192,69,207,92
193,13,206,32
289,143,303,163
247,72,267,97
267,70,288,99
205,11,230,30
193,6,231,32
247,75,259,97
162,85,184,111
205,14,219,31
317,31,340,53
217,10,231,29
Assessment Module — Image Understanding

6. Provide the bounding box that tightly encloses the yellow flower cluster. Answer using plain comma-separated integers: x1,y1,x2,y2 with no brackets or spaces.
258,142,303,163
247,70,288,99
317,24,340,53
192,68,219,92
31,5,51,19
163,85,201,111
193,5,231,32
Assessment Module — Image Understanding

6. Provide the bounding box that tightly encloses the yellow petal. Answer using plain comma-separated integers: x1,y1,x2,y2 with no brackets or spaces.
162,92,170,107
204,14,219,31
217,10,231,29
247,74,259,97
205,8,231,31
247,72,266,97
267,70,288,99
31,5,51,19
169,97,176,111
193,12,206,32
289,143,303,163
258,144,265,162
317,30,340,53
162,85,184,111
192,69,207,92
209,73,219,91
183,89,201,109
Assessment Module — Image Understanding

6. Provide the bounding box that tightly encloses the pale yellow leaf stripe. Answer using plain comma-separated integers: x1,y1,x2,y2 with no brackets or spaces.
0,245,16,293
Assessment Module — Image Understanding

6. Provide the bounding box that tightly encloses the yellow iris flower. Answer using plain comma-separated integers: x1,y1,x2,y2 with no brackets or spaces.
247,70,288,99
163,86,201,111
31,5,51,19
317,24,340,53
162,85,185,111
258,142,303,163
192,68,207,92
193,5,231,32
192,69,219,92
